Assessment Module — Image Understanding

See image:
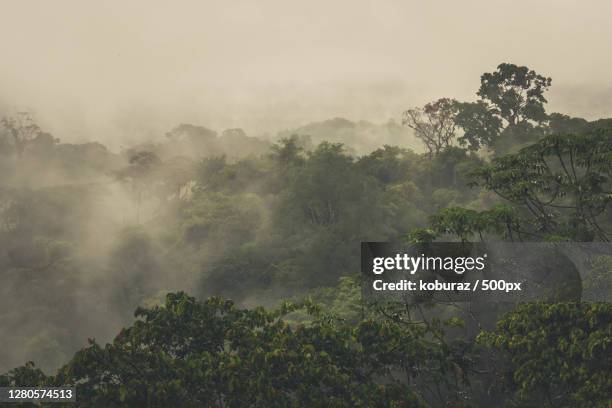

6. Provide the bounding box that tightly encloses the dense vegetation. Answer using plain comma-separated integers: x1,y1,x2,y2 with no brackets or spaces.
0,63,610,406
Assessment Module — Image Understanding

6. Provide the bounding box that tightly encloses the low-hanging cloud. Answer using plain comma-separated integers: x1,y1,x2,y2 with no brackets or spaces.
0,0,611,147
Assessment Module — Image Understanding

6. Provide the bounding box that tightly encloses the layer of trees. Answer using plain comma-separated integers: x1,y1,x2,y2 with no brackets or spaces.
0,63,611,406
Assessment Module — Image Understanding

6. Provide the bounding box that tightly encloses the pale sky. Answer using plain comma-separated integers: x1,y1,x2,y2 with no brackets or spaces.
1,0,611,147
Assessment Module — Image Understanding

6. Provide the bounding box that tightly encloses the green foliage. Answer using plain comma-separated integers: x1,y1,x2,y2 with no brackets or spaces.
269,135,307,168
454,100,503,151
288,276,366,324
453,63,552,154
478,63,551,127
1,62,611,407
471,130,612,241
478,302,612,407
181,191,264,248
356,145,417,184
181,139,442,302
547,113,590,135
429,207,486,242
583,256,612,301
3,292,481,407
283,142,359,227
430,147,484,192
410,203,521,243
196,155,270,194
0,361,49,388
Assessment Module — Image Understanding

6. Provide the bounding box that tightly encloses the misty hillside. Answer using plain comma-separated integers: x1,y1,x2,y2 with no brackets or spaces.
278,117,420,155
1,57,611,406
126,124,272,161
1,0,611,405
0,113,424,368
0,116,419,189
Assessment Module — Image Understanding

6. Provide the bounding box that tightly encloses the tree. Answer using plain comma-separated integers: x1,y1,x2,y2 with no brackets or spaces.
478,63,551,127
157,156,197,202
454,101,502,151
3,292,475,407
165,123,217,143
429,146,483,191
356,145,417,184
0,112,47,157
471,130,612,241
115,151,163,224
402,98,459,156
478,302,612,407
286,142,356,227
269,135,306,168
546,113,589,135
412,128,612,243
454,63,552,154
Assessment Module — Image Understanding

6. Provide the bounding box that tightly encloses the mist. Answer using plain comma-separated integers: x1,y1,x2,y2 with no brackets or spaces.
1,0,611,382
1,0,612,148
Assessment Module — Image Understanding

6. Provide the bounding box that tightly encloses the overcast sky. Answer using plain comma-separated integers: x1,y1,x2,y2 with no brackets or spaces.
1,0,611,147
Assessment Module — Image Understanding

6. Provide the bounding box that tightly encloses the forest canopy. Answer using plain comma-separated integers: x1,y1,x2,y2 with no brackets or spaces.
0,63,611,407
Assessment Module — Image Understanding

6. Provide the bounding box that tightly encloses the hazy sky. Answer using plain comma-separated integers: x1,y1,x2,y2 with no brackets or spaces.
1,0,611,147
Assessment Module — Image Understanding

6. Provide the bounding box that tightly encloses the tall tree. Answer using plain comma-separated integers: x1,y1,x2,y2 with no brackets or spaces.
478,63,551,127
402,98,459,156
472,130,612,241
454,63,552,154
415,129,612,243
115,151,163,224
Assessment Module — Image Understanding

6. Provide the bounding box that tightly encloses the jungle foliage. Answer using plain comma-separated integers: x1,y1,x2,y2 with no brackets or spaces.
1,63,611,407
